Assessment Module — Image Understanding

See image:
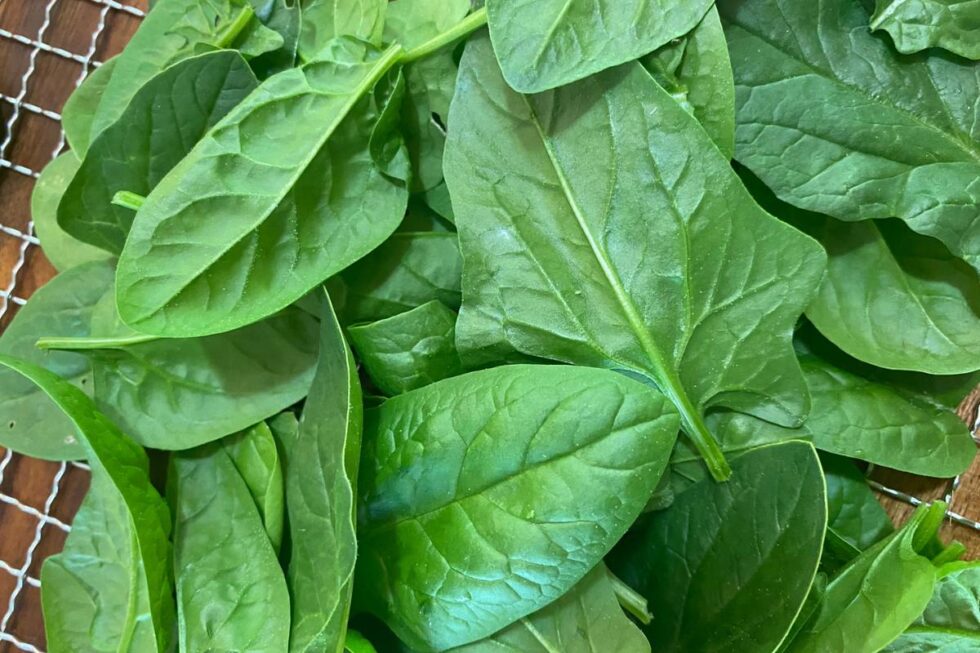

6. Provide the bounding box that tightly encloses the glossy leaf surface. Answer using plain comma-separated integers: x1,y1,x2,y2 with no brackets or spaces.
871,0,980,59
883,561,980,652
298,0,385,60
357,364,679,650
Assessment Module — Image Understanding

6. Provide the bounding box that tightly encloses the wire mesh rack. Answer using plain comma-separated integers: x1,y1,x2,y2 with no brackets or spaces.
0,1,976,651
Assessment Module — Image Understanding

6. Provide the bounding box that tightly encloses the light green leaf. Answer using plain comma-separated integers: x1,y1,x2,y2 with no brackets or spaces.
31,153,111,272
335,231,461,324
788,502,963,653
282,293,362,653
0,355,174,653
871,0,980,59
448,564,651,653
224,421,285,552
0,261,114,460
609,441,826,653
485,0,715,92
91,0,256,138
356,364,679,650
883,561,980,652
172,438,290,652
721,0,980,272
348,300,462,395
446,35,826,481
641,7,735,157
299,0,385,60
62,57,117,156
59,51,258,255
800,352,976,477
116,40,407,337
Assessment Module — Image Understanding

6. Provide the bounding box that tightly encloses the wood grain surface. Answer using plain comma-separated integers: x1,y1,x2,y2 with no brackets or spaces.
0,1,977,650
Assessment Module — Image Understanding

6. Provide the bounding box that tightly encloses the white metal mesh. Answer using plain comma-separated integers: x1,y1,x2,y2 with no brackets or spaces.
0,1,974,651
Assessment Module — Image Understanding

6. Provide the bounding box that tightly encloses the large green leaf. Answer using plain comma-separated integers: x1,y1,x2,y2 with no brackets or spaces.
356,364,679,650
91,0,256,138
281,294,362,653
0,261,114,460
448,564,651,653
172,435,290,652
787,502,963,653
800,352,976,477
883,561,980,652
42,294,318,450
224,421,285,552
446,35,825,480
62,57,117,156
485,0,714,92
59,51,258,255
116,39,407,337
0,356,174,652
348,300,462,395
31,153,111,272
608,441,826,653
334,231,461,324
871,0,980,59
721,0,980,272
298,0,385,60
641,7,735,157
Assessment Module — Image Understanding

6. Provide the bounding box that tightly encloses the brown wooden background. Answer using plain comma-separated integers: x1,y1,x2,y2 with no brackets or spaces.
0,0,976,650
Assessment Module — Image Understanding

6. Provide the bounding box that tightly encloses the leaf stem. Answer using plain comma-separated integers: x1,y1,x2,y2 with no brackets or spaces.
671,387,731,481
217,6,256,50
112,191,145,211
400,7,488,64
608,572,652,625
36,335,158,350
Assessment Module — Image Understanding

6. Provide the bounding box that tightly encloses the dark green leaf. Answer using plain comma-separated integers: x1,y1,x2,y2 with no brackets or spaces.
59,51,258,254
348,300,462,395
448,564,651,652
31,152,111,272
224,421,285,552
721,0,980,272
446,35,826,480
608,441,826,653
871,0,980,59
356,364,679,650
172,437,290,652
485,0,715,92
821,453,895,553
116,40,407,337
0,261,114,460
0,355,174,652
281,293,362,652
883,561,980,651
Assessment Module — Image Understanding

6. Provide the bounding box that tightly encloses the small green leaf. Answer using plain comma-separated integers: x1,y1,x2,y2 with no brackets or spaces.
821,453,895,554
871,0,980,59
61,57,117,156
883,560,980,651
224,421,285,552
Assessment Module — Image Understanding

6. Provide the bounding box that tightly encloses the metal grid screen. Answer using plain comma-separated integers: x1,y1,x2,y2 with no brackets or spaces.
0,1,976,651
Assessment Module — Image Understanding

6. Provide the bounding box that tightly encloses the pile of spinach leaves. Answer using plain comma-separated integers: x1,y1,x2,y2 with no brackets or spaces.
2,0,979,650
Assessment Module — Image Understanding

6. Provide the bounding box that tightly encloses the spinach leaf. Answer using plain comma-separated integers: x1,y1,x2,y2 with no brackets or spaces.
799,350,976,477
345,631,379,653
0,260,114,460
422,181,455,224
31,153,111,272
485,0,715,92
787,502,964,653
356,364,679,650
721,0,980,272
446,34,826,480
172,435,290,652
0,355,174,652
608,441,827,653
348,300,463,395
298,0,385,61
281,293,362,653
871,0,980,59
448,564,651,653
335,231,461,324
384,0,471,191
40,294,318,450
224,421,285,552
641,7,735,157
883,561,980,651
61,57,117,156
91,0,256,139
248,0,304,76
821,453,895,554
115,39,407,337
59,51,258,255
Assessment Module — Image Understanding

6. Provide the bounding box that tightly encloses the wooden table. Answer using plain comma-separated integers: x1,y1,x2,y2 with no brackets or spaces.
0,0,977,649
